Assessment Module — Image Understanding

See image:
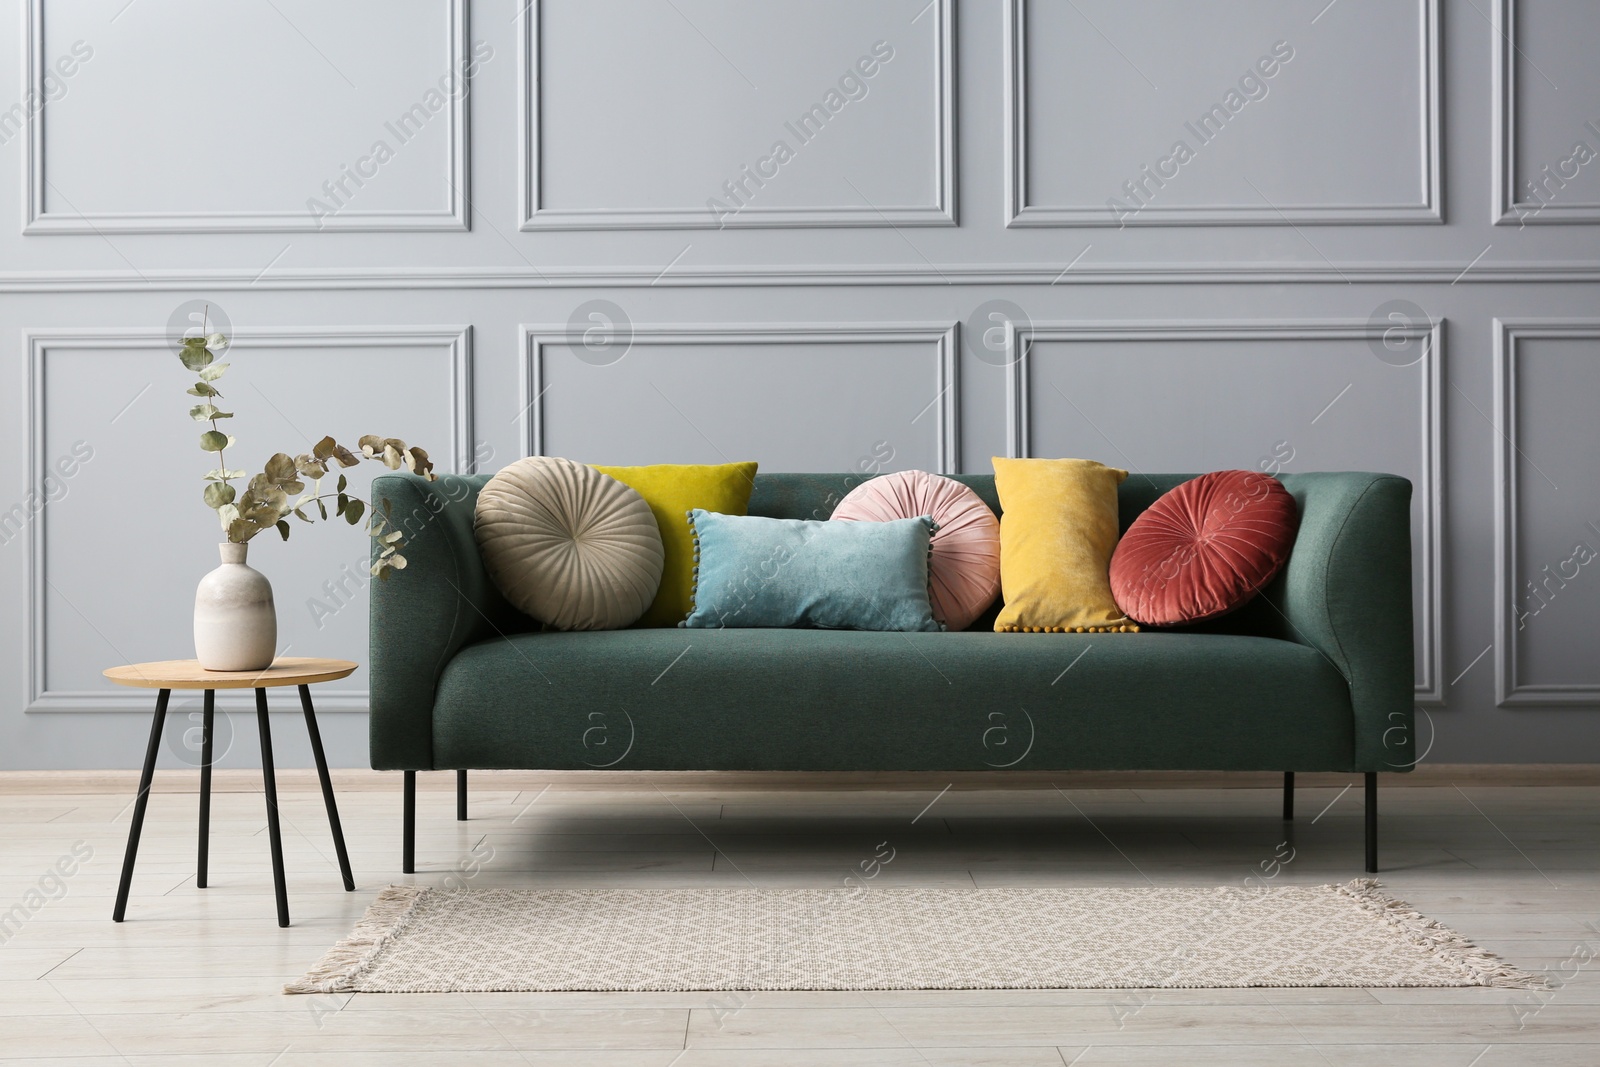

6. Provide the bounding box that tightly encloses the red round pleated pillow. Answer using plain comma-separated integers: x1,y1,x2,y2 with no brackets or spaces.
831,470,1001,631
1109,470,1299,626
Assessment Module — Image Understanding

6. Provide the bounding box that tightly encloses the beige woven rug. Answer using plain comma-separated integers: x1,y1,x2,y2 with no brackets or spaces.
287,880,1542,994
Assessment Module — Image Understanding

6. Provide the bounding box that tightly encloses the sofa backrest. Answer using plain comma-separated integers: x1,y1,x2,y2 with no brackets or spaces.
744,471,1299,638
748,472,1197,534
383,468,1318,640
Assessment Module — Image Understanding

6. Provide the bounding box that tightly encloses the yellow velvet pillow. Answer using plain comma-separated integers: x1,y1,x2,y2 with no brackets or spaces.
592,462,758,627
992,457,1138,633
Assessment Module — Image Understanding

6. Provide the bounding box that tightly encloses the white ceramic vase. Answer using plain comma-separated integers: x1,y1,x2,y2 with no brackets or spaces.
194,542,277,671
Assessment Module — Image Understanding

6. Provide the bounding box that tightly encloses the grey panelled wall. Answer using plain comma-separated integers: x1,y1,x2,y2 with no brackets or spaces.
1,0,1597,770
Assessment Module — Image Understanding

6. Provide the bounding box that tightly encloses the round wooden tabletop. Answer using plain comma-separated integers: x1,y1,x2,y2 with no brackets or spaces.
102,658,357,690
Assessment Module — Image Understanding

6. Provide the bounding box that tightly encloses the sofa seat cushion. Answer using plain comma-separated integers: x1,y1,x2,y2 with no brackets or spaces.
432,630,1353,772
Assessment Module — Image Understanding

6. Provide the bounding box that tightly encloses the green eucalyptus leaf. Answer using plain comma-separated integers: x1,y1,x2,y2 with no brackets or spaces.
336,474,348,493
241,486,284,516
202,482,236,508
264,453,296,483
227,518,259,543
198,362,229,381
332,445,360,468
187,382,219,397
388,554,407,570
344,498,365,525
313,436,337,460
317,498,328,521
199,430,229,452
336,492,348,515
205,333,228,350
276,520,291,541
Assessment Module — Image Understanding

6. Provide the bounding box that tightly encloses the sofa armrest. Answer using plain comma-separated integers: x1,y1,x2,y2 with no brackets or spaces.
1272,472,1415,772
368,473,500,770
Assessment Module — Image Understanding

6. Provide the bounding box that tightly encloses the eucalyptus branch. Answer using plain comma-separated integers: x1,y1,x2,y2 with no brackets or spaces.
178,327,437,577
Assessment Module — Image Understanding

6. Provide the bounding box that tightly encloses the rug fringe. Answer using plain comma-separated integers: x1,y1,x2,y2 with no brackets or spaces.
1332,878,1547,989
284,884,430,995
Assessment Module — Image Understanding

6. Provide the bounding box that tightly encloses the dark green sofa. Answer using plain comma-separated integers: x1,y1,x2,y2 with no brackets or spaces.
371,471,1415,873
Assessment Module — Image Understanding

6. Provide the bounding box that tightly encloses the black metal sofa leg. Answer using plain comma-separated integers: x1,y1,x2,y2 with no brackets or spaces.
1365,772,1378,874
1283,772,1294,821
457,769,468,821
403,771,416,874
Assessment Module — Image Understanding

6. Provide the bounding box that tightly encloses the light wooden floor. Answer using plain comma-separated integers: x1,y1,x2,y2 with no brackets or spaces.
2,773,1598,1065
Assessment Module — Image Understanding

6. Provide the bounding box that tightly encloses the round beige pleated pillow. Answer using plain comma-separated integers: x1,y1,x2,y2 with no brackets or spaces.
474,457,665,631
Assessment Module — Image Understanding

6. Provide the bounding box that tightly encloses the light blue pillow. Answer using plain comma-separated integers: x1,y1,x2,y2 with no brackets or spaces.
682,510,942,632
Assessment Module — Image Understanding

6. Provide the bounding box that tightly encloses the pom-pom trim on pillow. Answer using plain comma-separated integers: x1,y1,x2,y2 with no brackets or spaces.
996,624,1140,633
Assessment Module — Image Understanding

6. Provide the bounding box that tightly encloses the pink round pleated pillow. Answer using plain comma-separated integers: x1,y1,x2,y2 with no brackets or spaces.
831,470,1001,631
1109,469,1299,626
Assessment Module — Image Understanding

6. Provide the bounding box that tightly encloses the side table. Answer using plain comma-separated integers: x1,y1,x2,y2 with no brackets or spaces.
103,657,358,927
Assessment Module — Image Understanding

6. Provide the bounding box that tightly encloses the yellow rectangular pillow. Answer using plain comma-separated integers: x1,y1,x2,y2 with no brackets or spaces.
593,462,758,627
992,457,1138,633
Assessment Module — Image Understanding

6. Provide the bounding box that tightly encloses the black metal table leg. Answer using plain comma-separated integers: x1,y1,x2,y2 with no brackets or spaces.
197,689,214,889
403,771,416,874
1282,771,1295,821
457,769,468,821
113,688,170,922
299,684,354,891
256,688,290,927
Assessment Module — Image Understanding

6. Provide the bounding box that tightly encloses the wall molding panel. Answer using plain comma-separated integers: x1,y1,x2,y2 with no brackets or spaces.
23,0,472,234
520,322,958,472
517,0,956,230
23,326,473,714
4,262,1599,294
1004,320,1445,702
6,1,1600,767
1004,0,1442,227
1493,319,1600,705
1492,0,1600,225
